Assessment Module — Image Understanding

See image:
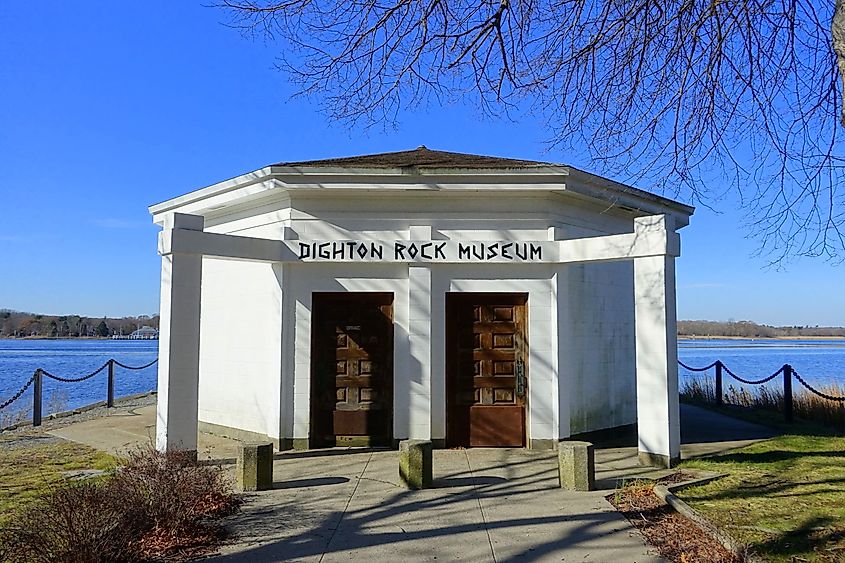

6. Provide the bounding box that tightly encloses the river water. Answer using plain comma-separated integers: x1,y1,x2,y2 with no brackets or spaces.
1,338,844,416
0,339,158,416
678,338,845,390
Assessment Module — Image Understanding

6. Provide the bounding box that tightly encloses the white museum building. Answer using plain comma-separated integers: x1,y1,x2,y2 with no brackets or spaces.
149,147,694,467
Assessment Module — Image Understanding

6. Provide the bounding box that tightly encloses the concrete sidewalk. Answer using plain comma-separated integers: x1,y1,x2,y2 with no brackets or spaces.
212,448,659,562
40,401,776,562
46,405,240,461
208,405,775,562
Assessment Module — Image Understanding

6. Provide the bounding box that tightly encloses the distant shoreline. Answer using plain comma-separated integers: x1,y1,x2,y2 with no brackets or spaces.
0,336,139,341
5,335,843,342
679,335,845,341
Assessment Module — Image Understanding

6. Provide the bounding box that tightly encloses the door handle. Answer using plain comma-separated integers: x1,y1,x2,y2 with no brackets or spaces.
515,358,526,397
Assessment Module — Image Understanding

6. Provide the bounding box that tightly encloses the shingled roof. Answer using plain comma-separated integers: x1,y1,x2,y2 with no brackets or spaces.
273,146,555,169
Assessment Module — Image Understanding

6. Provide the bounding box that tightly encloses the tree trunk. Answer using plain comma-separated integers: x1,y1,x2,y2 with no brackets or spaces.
833,0,845,125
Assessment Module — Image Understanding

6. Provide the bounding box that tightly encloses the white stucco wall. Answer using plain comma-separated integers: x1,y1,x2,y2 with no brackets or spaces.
191,192,647,445
197,256,283,440
562,261,636,435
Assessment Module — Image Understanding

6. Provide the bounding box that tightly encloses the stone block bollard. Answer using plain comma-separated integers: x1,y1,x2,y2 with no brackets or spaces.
399,439,433,490
237,442,274,491
558,441,595,491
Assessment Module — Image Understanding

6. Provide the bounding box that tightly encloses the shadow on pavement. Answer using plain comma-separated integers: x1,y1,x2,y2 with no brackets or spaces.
273,476,350,489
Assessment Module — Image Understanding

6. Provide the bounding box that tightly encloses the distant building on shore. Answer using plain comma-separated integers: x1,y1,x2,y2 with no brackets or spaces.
113,326,159,340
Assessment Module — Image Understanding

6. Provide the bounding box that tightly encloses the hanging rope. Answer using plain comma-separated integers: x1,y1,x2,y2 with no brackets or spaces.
40,361,110,383
0,357,158,411
0,372,37,411
112,358,158,370
678,360,720,372
792,370,845,402
720,363,784,385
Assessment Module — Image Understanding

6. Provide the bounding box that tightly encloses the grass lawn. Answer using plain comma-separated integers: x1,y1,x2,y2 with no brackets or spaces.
680,434,845,562
0,436,117,524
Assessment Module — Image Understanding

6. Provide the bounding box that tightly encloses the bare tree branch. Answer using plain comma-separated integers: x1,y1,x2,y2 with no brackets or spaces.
217,0,845,263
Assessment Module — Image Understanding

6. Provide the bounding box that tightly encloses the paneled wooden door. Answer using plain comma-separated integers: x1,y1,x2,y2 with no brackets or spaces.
311,293,394,447
446,293,528,447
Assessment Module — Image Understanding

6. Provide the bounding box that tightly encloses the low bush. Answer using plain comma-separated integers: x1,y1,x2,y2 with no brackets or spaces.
115,448,240,559
0,479,145,563
0,448,239,562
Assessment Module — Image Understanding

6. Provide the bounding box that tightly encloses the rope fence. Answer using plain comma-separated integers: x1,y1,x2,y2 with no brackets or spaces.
678,360,719,372
4,354,841,427
792,369,845,403
0,358,158,427
679,359,845,422
719,363,784,385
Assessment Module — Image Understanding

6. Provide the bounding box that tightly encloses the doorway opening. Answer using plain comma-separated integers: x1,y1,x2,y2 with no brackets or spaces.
310,292,394,447
446,292,528,447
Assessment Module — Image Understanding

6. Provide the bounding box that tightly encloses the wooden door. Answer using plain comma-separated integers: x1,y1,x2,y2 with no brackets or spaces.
311,293,393,447
446,293,528,447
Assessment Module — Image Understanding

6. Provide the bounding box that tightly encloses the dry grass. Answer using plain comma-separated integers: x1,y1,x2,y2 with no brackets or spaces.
0,437,117,524
681,377,845,432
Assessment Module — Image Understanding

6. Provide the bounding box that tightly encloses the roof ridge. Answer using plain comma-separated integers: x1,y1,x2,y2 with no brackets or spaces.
271,146,557,169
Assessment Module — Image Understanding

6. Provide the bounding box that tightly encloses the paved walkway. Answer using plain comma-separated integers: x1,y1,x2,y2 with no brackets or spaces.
212,448,657,562
45,399,239,461
38,401,776,562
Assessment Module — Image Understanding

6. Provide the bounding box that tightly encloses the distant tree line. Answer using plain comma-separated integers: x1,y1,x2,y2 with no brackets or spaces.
678,320,845,338
0,310,159,338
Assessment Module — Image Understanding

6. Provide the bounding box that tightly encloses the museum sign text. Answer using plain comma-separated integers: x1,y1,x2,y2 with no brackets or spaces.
291,240,559,263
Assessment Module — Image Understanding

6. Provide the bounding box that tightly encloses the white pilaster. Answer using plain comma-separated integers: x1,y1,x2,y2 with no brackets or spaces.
634,215,680,467
278,226,297,448
156,213,204,453
407,225,433,440
549,226,570,442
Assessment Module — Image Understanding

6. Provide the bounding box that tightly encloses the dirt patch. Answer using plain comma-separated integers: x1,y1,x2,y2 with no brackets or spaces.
657,471,699,485
608,480,742,563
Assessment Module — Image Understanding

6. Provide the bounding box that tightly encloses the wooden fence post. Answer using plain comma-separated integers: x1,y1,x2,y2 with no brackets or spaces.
783,364,793,423
32,369,42,427
107,360,115,408
715,361,723,406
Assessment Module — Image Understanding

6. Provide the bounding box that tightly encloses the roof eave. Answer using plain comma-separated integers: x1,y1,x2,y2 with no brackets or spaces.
148,165,573,223
148,166,276,219
564,168,695,223
148,164,695,227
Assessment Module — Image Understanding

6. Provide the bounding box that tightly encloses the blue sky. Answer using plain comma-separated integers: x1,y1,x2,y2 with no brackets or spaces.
0,2,842,326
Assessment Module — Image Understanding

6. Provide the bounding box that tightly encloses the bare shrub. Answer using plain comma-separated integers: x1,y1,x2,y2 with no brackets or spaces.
45,389,70,417
0,480,145,563
0,448,239,562
0,404,29,429
113,448,239,557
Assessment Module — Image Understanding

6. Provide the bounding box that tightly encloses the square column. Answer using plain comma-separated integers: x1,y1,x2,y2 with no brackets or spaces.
406,226,433,441
634,215,680,468
156,213,204,454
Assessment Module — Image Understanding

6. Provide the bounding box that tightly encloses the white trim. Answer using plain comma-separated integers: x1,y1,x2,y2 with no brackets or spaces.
149,166,693,226
158,225,680,265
